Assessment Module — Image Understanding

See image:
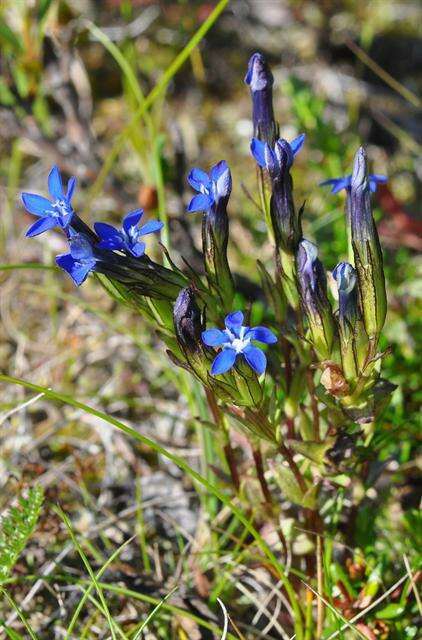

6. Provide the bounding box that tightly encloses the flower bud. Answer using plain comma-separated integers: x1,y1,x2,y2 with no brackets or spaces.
245,52,278,146
333,261,359,380
173,287,203,354
296,240,335,359
270,139,301,254
350,147,387,341
171,287,212,384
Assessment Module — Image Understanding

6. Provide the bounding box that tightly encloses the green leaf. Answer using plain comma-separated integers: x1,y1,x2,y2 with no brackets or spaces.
273,465,315,507
0,485,44,585
0,23,23,52
38,0,54,22
286,438,334,465
376,603,405,619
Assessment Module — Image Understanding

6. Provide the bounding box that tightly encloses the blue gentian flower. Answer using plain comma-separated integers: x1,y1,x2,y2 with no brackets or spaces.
21,166,76,237
56,231,97,286
202,310,277,376
94,209,163,257
187,160,231,213
250,135,305,175
320,173,387,194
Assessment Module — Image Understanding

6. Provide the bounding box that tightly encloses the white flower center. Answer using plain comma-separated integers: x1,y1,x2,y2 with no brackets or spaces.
53,199,71,217
224,326,250,353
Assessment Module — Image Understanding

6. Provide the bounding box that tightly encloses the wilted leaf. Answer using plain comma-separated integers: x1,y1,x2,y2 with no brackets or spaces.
320,362,350,397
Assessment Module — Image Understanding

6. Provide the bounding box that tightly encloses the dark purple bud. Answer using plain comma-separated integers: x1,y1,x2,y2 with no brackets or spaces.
296,240,334,359
245,52,278,146
269,140,301,253
350,147,386,339
173,287,204,355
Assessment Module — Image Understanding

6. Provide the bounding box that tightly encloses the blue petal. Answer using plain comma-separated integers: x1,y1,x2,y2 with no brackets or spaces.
243,345,267,375
250,138,268,169
211,348,237,375
370,174,387,183
67,176,77,202
138,220,164,236
94,222,124,246
201,329,228,347
319,178,338,187
128,241,146,257
246,326,277,344
369,175,387,193
123,209,144,234
69,234,95,260
290,133,306,156
187,193,213,213
58,211,74,228
25,216,57,237
319,176,351,193
225,311,244,335
21,193,52,217
210,160,229,182
56,253,95,286
213,164,232,200
332,177,351,194
48,166,64,200
187,167,210,191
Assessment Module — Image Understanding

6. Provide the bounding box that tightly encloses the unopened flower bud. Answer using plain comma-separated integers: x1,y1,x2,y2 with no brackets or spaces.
296,240,335,359
245,52,278,146
350,147,387,341
173,287,204,356
333,261,359,380
270,139,301,254
333,262,357,331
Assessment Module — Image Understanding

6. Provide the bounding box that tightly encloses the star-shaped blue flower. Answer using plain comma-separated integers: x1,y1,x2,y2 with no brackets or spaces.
56,231,97,286
320,173,387,194
202,310,277,376
187,160,231,213
94,209,163,257
21,166,76,237
250,134,305,175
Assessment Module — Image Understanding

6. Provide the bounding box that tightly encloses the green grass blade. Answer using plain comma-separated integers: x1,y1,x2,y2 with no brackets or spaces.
0,588,40,640
65,536,136,639
85,21,149,114
131,586,178,639
55,506,118,640
0,263,56,271
84,0,230,211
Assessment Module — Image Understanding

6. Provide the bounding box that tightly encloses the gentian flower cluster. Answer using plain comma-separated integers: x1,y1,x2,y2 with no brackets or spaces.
20,50,391,426
16,52,395,636
21,167,186,301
